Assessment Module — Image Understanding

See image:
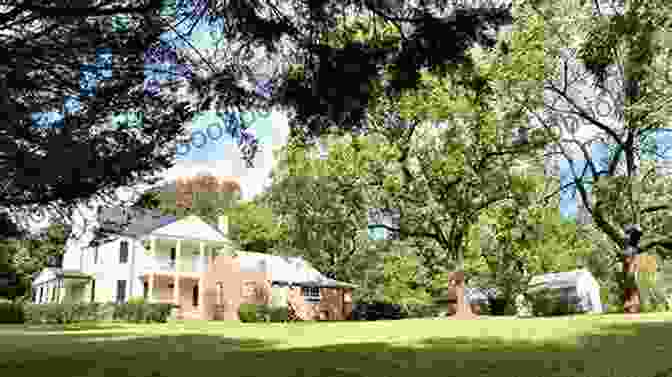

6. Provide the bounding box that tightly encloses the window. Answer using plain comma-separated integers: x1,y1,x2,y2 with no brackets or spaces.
193,285,199,307
94,247,99,264
116,280,126,303
39,286,43,303
302,286,320,302
91,280,96,303
170,248,176,265
168,283,174,289
119,241,128,263
143,282,148,299
32,288,36,303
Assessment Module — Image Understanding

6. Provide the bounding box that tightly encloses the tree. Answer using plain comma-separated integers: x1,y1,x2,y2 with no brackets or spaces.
0,222,69,301
181,0,514,148
466,173,594,314
364,50,551,316
506,0,672,312
1,0,204,230
132,174,240,224
225,200,288,253
262,133,386,283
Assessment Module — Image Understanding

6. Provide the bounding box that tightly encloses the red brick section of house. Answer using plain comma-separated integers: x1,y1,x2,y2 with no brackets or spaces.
200,255,354,321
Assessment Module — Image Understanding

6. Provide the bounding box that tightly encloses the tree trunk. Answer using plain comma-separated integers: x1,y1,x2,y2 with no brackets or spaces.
447,271,477,319
622,255,640,313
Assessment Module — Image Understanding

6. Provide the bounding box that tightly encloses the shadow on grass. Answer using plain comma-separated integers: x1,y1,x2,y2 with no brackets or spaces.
1,319,672,377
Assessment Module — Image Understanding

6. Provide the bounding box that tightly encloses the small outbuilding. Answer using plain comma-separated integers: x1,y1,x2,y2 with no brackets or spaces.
527,268,603,314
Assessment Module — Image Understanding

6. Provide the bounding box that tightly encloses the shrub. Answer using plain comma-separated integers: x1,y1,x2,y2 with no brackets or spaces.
22,302,174,324
269,306,289,322
113,302,174,323
401,303,441,318
529,289,581,317
488,297,509,316
127,296,146,305
352,302,403,320
0,301,25,323
239,303,259,323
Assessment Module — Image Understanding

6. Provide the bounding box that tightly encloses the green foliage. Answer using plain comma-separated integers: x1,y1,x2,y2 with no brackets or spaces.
238,303,260,323
127,296,146,305
238,303,287,323
1,223,69,300
226,201,289,253
269,306,289,322
0,301,25,323
20,302,174,324
113,302,174,323
400,303,443,319
381,253,432,307
528,289,581,317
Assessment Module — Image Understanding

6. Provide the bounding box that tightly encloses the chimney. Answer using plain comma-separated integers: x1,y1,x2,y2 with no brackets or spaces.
218,215,229,236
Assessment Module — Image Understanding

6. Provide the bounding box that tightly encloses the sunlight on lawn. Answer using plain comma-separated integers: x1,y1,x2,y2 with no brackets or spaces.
2,314,672,377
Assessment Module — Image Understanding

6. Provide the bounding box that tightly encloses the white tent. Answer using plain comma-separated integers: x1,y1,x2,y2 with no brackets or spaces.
527,268,603,314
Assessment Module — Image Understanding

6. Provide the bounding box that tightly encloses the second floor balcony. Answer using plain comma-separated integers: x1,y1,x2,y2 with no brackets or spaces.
143,255,209,274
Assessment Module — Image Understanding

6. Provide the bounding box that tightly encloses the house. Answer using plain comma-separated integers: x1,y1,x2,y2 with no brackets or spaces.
31,207,356,321
526,268,603,314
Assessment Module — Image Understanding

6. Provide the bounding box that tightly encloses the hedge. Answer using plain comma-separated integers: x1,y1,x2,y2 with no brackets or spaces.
0,301,25,323
1,302,176,324
238,303,288,323
528,289,580,317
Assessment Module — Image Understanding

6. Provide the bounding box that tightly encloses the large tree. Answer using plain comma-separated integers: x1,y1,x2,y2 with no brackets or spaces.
262,133,384,283
0,219,69,301
1,0,205,230
180,0,514,149
508,0,672,312
466,173,594,314
360,13,552,316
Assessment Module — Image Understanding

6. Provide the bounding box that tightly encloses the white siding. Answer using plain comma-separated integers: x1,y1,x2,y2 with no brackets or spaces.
88,236,141,302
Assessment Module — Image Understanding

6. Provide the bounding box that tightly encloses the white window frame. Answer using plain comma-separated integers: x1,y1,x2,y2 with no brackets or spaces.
302,286,321,302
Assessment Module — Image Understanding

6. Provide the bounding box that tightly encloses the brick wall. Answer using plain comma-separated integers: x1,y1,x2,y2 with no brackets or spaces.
288,286,353,321
201,255,354,321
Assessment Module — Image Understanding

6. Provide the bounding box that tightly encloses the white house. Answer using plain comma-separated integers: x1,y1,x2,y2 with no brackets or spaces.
31,207,233,308
527,268,603,314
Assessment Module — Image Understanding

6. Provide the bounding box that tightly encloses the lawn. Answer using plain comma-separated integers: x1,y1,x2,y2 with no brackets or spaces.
2,313,672,377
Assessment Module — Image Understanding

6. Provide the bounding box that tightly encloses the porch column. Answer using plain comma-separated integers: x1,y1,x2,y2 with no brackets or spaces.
173,239,181,307
148,236,156,303
199,242,205,318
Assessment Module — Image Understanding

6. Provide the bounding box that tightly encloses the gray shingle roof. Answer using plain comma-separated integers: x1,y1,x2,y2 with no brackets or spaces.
98,206,179,237
237,252,356,288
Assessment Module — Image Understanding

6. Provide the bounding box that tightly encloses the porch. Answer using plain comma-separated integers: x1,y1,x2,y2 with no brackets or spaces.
141,273,204,320
138,215,234,320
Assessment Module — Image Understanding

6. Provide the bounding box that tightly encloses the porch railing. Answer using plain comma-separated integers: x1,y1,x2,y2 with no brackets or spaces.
143,256,209,273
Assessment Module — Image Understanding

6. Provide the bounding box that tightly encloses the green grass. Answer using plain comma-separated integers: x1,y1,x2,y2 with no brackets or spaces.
2,313,672,377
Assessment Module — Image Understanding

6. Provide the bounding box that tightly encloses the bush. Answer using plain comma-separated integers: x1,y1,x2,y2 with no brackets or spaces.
529,289,580,317
22,302,174,324
113,302,174,323
0,301,25,323
127,296,146,305
352,302,403,320
269,306,289,322
488,297,509,316
401,303,441,318
238,303,259,323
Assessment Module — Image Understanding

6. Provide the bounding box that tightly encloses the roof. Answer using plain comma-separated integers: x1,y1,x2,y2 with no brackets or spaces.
528,268,595,291
98,206,179,237
236,251,357,288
